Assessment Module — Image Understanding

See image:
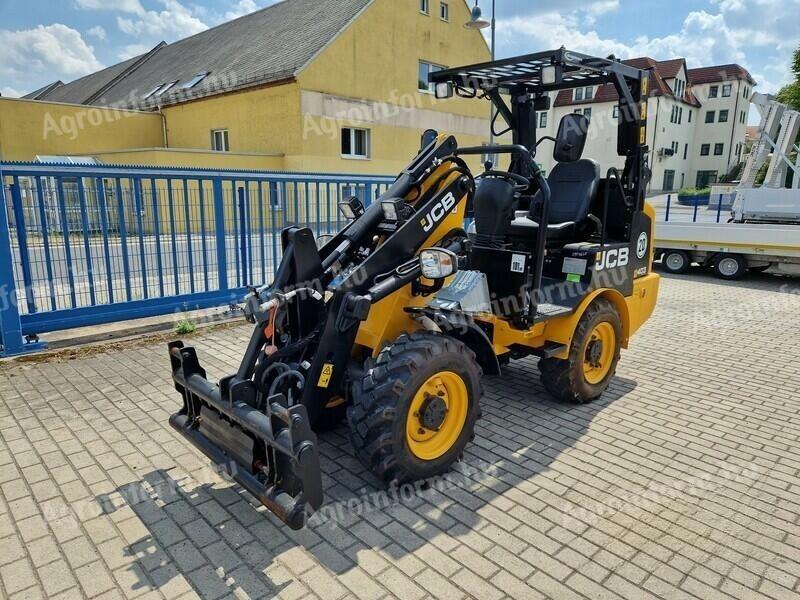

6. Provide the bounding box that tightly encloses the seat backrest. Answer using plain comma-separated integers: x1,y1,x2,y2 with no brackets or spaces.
547,159,601,224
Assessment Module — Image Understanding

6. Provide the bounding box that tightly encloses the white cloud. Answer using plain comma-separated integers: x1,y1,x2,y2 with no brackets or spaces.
117,0,207,39
1,86,25,98
74,0,145,15
498,0,800,94
87,25,107,41
0,24,103,83
117,43,155,61
225,0,258,20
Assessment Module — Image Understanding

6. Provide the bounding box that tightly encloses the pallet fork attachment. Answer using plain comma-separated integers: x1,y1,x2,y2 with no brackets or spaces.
167,341,322,529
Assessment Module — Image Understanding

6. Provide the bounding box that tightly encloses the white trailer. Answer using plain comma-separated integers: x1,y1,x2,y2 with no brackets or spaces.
655,221,800,280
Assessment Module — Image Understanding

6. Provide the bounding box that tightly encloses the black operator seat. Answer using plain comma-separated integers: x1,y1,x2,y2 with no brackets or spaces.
510,114,600,243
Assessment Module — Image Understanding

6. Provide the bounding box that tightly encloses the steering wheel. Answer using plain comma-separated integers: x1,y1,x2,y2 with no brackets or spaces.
475,170,531,193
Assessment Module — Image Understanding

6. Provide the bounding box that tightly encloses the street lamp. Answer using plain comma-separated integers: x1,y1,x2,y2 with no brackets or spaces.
464,0,497,147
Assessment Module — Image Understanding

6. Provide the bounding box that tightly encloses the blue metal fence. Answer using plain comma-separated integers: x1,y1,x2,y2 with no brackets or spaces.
0,162,395,356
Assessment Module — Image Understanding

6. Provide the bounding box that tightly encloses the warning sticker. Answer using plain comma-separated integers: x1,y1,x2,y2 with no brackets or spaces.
562,257,587,276
318,363,334,388
510,254,526,273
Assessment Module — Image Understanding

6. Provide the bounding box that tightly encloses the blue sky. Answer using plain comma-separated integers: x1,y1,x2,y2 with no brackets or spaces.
1,0,798,118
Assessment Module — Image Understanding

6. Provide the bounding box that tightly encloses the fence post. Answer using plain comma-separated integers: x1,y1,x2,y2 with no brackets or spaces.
237,186,249,286
10,181,37,314
665,194,671,222
0,172,44,356
716,193,723,223
212,178,228,290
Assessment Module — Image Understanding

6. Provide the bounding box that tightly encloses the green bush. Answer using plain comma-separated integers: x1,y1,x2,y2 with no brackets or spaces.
175,320,197,335
678,187,711,197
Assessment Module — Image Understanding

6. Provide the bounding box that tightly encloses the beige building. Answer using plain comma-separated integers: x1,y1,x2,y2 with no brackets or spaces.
535,58,755,192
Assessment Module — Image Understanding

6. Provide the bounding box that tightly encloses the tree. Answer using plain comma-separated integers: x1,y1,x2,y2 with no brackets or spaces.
776,45,800,111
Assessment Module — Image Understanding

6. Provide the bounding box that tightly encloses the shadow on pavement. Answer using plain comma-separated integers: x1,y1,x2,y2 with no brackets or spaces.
95,356,635,598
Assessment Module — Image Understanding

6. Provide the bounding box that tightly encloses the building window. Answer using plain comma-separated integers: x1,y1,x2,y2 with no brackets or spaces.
420,0,429,14
342,127,370,159
709,85,719,98
700,144,710,156
719,110,729,123
688,110,692,123
181,72,210,90
671,141,679,155
144,82,177,99
539,112,548,128
211,129,229,152
663,170,675,191
440,2,449,20
574,107,592,119
574,87,584,101
683,143,688,160
584,86,593,100
714,143,724,156
696,170,718,187
612,105,619,119
705,111,715,124
679,107,683,124
418,60,445,93
722,84,732,97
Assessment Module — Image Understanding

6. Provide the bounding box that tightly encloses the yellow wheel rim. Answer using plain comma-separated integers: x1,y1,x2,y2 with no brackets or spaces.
582,322,616,385
405,371,468,461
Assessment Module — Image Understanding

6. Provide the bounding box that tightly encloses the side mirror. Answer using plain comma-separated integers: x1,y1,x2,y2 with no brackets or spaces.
553,113,589,162
420,248,458,280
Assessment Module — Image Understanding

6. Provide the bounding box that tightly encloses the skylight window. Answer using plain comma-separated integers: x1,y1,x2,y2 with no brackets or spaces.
181,72,210,90
143,84,165,99
156,80,178,96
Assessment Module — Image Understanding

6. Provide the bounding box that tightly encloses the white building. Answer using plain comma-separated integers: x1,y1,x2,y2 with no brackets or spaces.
535,58,755,193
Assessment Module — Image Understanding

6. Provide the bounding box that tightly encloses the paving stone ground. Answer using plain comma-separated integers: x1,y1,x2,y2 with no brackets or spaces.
1,270,800,600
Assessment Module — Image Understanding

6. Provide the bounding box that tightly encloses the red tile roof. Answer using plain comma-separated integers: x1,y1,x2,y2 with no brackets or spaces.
688,64,756,86
553,56,701,108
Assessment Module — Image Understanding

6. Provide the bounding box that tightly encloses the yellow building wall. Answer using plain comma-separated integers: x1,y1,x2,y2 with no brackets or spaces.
0,98,163,161
91,148,284,170
161,83,302,159
295,0,492,175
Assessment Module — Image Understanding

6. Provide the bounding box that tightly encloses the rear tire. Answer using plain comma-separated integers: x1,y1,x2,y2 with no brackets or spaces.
661,250,690,274
539,299,622,404
713,254,746,280
347,332,482,485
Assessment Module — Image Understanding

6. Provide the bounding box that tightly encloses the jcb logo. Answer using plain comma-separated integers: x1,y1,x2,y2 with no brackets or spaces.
597,248,629,270
420,192,457,232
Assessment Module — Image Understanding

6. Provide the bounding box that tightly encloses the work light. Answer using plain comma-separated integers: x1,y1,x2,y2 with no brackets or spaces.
420,248,458,280
381,198,405,222
435,82,454,99
541,65,557,85
338,197,364,220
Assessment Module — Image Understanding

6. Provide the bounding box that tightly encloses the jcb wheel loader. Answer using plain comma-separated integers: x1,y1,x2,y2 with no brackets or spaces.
168,48,660,529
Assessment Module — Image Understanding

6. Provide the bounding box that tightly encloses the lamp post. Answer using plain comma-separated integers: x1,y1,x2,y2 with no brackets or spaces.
464,0,496,146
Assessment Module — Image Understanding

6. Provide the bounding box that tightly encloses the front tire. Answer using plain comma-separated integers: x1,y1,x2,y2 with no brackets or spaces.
347,332,482,485
539,299,622,404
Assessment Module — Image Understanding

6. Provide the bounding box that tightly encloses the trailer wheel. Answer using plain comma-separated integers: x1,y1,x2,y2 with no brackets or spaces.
539,299,622,404
714,254,747,280
347,332,482,485
662,250,690,274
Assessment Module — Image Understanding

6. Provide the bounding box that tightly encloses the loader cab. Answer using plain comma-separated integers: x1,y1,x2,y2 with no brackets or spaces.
430,48,653,328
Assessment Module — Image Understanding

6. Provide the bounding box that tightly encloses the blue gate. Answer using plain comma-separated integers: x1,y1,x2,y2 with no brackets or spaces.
0,162,394,356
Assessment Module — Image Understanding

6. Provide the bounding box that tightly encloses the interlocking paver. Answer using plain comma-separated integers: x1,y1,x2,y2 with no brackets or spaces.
2,273,800,599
